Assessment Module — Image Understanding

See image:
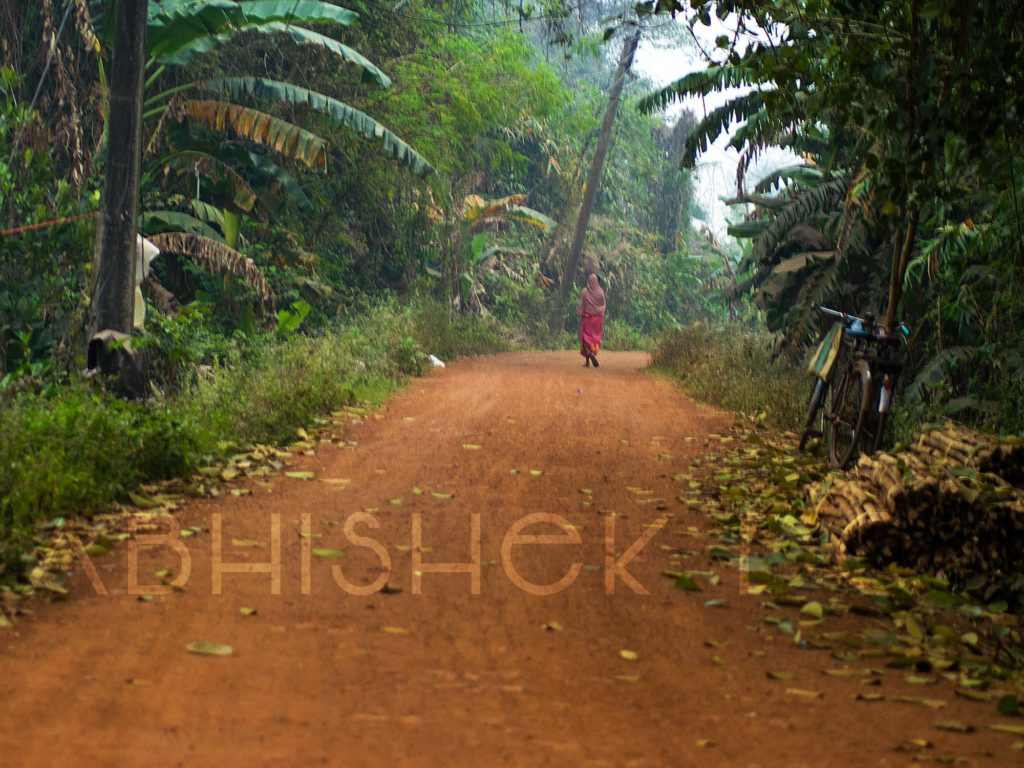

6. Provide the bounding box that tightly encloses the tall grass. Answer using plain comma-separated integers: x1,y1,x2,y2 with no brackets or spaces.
403,298,512,360
603,319,656,351
651,323,806,428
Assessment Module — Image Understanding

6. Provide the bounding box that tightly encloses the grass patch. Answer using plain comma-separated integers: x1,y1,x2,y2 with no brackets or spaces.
651,323,806,428
603,319,656,351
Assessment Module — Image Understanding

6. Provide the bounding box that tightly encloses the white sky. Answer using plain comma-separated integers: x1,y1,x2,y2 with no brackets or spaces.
631,15,797,241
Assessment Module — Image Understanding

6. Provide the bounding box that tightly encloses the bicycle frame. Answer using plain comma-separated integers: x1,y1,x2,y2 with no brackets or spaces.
803,306,911,464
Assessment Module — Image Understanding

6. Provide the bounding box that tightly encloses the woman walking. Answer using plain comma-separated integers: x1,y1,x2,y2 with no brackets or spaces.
577,273,606,368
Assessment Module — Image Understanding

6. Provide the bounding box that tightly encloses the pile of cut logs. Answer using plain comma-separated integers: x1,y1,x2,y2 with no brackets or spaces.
807,423,1024,583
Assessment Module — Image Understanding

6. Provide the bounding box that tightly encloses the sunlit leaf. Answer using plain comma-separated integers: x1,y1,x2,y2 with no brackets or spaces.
312,548,345,559
990,724,1024,736
186,641,234,656
892,696,946,709
801,601,824,619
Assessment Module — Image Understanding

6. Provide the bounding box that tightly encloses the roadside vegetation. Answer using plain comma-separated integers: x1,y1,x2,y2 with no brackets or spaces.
651,323,805,430
0,299,511,572
3,0,1024,590
0,2,718,575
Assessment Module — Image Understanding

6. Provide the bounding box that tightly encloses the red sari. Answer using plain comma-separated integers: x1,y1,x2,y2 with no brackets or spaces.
577,274,606,358
580,312,604,357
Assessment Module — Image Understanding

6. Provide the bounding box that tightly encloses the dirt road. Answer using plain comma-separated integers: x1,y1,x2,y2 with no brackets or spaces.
0,352,1013,766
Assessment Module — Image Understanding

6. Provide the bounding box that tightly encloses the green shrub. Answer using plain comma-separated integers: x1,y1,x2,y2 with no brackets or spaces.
0,387,201,568
529,328,575,350
603,319,656,351
182,313,427,450
406,299,512,360
136,304,244,390
651,323,805,428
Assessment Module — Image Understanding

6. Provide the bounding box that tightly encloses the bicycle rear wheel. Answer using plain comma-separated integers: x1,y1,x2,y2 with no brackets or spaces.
869,372,900,452
826,361,872,468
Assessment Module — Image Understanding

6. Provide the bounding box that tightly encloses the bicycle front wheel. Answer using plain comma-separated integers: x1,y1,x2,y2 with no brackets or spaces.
826,360,872,468
798,378,827,452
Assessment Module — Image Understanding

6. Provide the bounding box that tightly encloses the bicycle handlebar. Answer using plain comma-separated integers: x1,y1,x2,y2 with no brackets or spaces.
817,306,911,342
818,306,862,324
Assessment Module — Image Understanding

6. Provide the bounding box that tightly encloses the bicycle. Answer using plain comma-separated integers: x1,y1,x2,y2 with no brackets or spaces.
799,306,911,467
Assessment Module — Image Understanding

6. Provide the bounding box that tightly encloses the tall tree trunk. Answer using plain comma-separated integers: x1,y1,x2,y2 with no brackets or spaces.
557,28,641,311
883,0,921,332
91,0,147,341
655,111,696,255
883,209,919,330
540,133,593,276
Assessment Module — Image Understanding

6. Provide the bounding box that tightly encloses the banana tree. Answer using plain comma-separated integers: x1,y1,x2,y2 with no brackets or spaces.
141,1,431,181
638,56,886,355
88,0,434,315
451,194,555,313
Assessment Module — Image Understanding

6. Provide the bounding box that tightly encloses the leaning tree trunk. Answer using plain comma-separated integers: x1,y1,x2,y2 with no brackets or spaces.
557,28,641,312
91,0,147,348
655,111,696,255
882,208,918,331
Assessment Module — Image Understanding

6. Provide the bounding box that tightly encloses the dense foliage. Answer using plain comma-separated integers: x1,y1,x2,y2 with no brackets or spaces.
639,0,1024,434
2,2,713,356
0,0,720,568
7,0,1021,572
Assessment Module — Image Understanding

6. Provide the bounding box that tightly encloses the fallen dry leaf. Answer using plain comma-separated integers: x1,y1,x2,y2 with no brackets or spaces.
186,641,233,657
